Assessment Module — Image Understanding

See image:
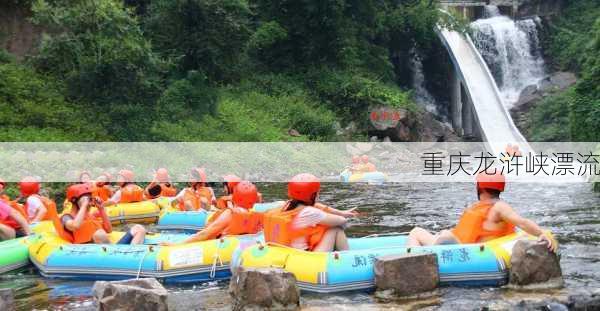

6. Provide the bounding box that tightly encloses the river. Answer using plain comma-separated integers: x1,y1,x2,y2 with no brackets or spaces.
1,182,599,310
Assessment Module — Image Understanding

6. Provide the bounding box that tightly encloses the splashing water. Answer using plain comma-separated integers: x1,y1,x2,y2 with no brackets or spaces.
409,49,439,116
471,6,545,108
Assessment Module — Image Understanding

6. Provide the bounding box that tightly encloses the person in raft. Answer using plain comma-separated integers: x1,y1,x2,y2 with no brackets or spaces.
162,181,263,246
144,168,178,199
93,172,114,202
264,173,358,252
216,175,263,210
406,170,557,252
0,199,31,241
57,184,146,244
102,170,144,207
349,155,361,173
360,155,377,172
19,176,55,223
176,168,216,211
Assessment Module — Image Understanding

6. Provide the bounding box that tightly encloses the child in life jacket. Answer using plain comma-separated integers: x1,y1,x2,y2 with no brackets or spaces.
263,173,358,252
406,170,557,252
349,156,361,173
59,184,146,244
162,181,262,246
176,168,215,211
216,174,262,210
360,155,377,172
102,170,144,207
144,168,177,199
19,177,53,222
0,199,31,241
93,172,114,202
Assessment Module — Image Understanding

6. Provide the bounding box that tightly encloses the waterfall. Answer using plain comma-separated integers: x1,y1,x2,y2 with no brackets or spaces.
471,6,545,108
409,49,439,116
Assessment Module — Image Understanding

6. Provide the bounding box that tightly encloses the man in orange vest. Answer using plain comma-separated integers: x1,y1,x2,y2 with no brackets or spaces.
19,177,54,222
406,170,557,252
0,199,31,241
162,181,262,246
176,168,216,211
102,170,144,207
263,173,358,252
144,168,177,199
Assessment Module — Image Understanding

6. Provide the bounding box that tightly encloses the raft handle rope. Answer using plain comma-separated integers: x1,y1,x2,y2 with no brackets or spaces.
136,248,151,279
209,240,224,279
360,231,410,238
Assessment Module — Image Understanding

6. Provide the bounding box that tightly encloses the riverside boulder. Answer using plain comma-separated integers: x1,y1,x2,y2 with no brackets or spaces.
509,240,563,288
92,278,168,311
229,267,300,311
374,253,439,297
0,288,14,311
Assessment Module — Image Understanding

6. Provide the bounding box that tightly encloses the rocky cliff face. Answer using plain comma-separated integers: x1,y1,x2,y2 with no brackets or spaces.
489,0,565,19
0,2,42,58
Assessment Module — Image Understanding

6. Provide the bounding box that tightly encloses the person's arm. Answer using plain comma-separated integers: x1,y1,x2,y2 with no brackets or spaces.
9,208,30,235
318,213,348,227
314,202,358,218
29,197,47,222
103,190,121,207
162,210,231,245
64,202,89,232
496,202,557,252
95,200,112,233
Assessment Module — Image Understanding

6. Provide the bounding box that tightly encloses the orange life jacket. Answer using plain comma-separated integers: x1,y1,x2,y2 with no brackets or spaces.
263,204,328,251
204,208,263,239
26,195,55,221
216,196,232,210
0,194,10,202
49,202,103,244
451,200,516,244
0,201,27,230
120,184,144,203
93,185,113,202
160,184,177,197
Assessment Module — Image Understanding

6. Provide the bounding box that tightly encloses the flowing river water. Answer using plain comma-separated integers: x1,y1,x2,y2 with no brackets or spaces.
1,182,599,310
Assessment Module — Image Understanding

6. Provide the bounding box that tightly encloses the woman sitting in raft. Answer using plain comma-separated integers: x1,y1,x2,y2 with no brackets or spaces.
19,177,54,223
93,172,114,202
144,168,177,199
176,168,215,211
102,170,144,207
0,199,31,241
264,173,358,252
162,181,262,246
57,184,146,244
406,170,557,252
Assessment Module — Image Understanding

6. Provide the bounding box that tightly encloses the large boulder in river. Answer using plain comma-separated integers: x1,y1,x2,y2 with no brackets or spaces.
374,253,439,297
229,267,300,311
92,278,168,311
0,288,15,311
509,240,563,288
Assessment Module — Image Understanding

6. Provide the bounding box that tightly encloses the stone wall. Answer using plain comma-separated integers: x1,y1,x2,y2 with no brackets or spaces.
0,2,42,59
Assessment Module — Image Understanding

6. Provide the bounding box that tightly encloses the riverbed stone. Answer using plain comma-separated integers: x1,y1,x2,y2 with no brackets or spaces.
0,288,15,311
92,278,168,311
374,253,439,297
229,267,300,311
509,240,563,288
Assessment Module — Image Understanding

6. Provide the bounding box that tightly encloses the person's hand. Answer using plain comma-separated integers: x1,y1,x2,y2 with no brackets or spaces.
539,231,558,253
341,207,359,218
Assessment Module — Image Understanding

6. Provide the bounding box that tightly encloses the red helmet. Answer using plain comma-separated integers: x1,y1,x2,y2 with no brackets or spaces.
351,156,360,164
190,168,207,184
232,181,259,209
361,155,369,163
19,176,40,196
155,168,170,183
223,174,242,193
118,169,135,183
67,183,93,202
0,178,5,187
476,170,505,192
288,173,320,204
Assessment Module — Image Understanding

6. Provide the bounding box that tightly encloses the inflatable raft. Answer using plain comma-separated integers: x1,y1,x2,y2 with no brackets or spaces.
236,232,534,293
29,229,264,283
0,237,32,273
339,170,387,184
157,201,284,231
63,200,165,225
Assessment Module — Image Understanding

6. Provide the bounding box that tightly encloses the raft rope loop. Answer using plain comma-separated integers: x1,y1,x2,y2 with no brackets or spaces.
136,246,152,279
210,239,225,279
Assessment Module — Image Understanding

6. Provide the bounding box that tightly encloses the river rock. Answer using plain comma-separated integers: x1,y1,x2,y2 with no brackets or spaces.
92,278,168,311
0,288,15,311
229,267,300,311
374,253,439,297
509,240,563,288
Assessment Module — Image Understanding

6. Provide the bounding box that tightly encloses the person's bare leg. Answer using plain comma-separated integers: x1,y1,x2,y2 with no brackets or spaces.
406,227,437,247
130,225,146,245
0,224,16,241
334,228,350,251
93,229,111,244
433,230,459,245
312,228,340,252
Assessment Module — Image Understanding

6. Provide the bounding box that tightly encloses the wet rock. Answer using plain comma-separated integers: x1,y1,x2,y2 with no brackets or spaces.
0,288,14,311
539,72,577,93
374,253,439,297
287,129,301,137
515,84,541,108
509,240,563,288
92,278,168,311
568,291,600,311
229,267,300,311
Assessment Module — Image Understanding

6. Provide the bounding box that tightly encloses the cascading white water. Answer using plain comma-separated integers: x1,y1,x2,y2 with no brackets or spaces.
409,49,439,116
471,6,545,107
